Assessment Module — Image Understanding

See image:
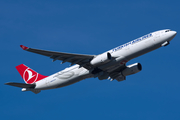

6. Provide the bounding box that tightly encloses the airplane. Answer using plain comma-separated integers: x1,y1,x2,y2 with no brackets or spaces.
5,29,177,94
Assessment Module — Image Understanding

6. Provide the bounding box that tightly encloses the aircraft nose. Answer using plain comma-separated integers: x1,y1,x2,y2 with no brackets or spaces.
168,30,177,41
172,31,177,37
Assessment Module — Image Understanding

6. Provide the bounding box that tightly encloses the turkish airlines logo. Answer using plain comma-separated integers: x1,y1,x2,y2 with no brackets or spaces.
23,68,38,84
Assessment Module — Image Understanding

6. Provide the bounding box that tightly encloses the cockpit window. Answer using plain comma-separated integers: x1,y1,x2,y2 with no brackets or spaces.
165,30,171,32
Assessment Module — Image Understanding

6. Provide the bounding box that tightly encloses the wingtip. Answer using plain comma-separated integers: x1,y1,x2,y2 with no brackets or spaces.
20,45,29,50
4,82,9,85
5,82,13,85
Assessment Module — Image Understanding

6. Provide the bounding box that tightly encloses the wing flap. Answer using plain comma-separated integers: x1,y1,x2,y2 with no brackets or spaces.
107,64,126,82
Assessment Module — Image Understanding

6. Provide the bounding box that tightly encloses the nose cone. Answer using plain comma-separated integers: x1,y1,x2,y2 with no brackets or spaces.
168,31,177,41
171,31,177,37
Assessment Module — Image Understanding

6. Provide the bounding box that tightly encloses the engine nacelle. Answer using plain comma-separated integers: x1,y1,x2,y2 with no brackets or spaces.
90,52,112,66
122,63,142,76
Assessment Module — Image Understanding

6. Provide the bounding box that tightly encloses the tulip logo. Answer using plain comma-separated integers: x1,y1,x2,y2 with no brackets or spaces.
23,68,38,84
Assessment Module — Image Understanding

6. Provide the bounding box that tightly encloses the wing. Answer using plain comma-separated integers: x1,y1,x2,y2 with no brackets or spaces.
102,64,126,82
108,71,126,82
20,45,95,69
95,64,126,82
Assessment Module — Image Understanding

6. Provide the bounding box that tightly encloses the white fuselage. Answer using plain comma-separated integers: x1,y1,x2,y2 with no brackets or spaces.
34,29,177,90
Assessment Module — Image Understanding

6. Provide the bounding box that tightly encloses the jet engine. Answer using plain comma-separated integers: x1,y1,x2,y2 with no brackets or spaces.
90,52,112,66
122,63,142,76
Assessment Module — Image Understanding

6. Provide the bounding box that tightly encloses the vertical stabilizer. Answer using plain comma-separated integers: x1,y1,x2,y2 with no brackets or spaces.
16,64,47,84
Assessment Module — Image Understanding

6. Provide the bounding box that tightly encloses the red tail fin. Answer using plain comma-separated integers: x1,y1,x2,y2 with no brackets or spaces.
16,64,47,84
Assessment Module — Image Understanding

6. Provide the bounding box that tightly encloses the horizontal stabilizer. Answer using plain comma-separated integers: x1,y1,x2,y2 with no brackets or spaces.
5,82,35,88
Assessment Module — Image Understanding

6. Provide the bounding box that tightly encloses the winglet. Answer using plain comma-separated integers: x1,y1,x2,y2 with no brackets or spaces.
20,45,29,50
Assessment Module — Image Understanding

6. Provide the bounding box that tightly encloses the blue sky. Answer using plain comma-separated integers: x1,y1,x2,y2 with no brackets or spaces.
1,0,180,119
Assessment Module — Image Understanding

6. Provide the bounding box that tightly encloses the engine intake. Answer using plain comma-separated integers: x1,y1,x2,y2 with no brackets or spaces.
90,52,112,66
122,63,142,76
